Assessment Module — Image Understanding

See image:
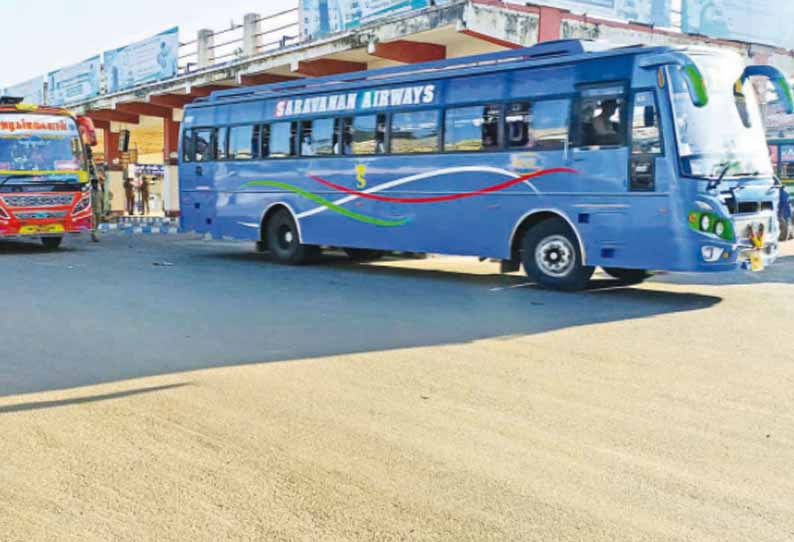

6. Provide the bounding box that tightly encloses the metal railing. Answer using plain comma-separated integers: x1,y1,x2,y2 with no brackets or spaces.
178,8,300,75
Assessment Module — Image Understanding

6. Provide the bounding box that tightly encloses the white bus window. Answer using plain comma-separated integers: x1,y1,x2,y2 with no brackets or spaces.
228,125,256,160
444,105,501,152
391,110,439,154
632,92,662,155
269,122,297,158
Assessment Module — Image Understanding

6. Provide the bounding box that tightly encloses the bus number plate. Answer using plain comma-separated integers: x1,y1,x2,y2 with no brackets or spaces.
19,224,65,235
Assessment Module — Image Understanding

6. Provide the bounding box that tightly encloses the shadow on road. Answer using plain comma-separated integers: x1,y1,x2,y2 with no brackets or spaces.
2,237,723,398
0,384,190,414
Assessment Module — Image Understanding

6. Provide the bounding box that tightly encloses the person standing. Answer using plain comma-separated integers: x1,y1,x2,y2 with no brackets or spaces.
91,172,105,242
140,176,151,215
123,175,135,216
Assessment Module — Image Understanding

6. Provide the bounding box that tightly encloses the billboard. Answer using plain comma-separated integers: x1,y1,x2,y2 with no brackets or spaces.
302,0,671,39
523,0,672,27
1,76,45,105
47,56,102,106
104,27,179,93
301,0,436,39
682,0,794,50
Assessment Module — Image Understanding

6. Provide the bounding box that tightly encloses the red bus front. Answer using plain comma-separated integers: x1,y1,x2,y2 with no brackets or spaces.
0,105,96,248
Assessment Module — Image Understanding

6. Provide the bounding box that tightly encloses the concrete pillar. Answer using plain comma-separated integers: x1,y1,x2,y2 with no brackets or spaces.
243,13,261,57
164,116,181,166
163,166,181,217
538,6,563,43
197,29,216,68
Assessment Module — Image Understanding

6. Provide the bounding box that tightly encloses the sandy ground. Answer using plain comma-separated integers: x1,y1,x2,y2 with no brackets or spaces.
1,238,793,542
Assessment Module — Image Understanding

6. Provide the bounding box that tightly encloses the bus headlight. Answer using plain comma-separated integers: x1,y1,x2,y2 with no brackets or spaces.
73,196,91,215
702,246,724,262
714,221,725,237
699,214,711,232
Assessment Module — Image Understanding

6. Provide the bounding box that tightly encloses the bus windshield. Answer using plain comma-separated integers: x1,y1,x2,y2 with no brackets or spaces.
670,53,772,180
0,114,84,175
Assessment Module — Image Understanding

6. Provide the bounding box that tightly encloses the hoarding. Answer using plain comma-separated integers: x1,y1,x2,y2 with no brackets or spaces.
525,0,672,27
301,0,436,39
47,56,101,106
1,76,45,105
104,27,179,93
682,0,794,50
301,0,672,39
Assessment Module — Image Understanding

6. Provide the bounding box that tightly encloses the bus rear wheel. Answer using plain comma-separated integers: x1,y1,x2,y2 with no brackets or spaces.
521,218,593,291
603,267,651,284
265,209,318,265
344,248,384,262
41,237,63,250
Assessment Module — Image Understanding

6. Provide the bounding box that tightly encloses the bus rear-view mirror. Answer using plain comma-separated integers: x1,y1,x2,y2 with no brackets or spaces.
639,53,709,108
740,65,794,114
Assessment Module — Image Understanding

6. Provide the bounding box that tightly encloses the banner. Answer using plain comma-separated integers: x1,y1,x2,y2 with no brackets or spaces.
104,27,179,93
47,56,101,106
520,0,672,27
2,76,45,105
301,0,435,39
682,0,794,50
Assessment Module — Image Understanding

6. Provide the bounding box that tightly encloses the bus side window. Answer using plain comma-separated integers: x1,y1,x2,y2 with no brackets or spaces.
215,127,228,161
575,89,627,148
343,115,386,155
506,102,530,148
182,130,194,162
259,125,270,158
301,118,335,156
194,129,214,162
269,122,297,158
445,105,501,152
228,125,256,160
631,92,662,155
391,110,440,154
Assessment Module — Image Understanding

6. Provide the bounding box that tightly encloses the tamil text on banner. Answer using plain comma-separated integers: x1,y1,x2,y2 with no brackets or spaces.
301,0,432,39
104,27,179,93
47,56,101,106
1,77,45,105
682,0,794,50
507,0,672,27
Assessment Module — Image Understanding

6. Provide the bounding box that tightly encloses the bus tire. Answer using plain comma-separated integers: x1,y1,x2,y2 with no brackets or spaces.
344,248,384,262
603,267,651,284
41,237,63,250
265,209,318,265
521,218,593,291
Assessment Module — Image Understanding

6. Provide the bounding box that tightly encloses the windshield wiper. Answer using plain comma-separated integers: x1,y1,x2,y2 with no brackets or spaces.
707,164,733,192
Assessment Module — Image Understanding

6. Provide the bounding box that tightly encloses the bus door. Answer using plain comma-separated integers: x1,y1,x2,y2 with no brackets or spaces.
182,126,218,233
570,85,631,254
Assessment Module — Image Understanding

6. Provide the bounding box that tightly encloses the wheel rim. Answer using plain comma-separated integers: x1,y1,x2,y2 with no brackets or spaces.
535,235,575,278
276,224,295,252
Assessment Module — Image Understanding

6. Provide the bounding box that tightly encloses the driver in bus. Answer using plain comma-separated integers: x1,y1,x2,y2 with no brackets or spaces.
593,99,621,145
301,134,315,156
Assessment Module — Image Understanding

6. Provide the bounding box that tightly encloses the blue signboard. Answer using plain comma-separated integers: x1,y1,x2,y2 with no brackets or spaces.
47,56,101,106
1,76,45,105
104,27,179,93
301,0,434,39
682,0,794,50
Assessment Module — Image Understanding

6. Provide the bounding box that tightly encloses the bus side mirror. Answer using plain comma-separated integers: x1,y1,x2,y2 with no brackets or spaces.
639,53,709,108
741,65,794,114
77,116,98,147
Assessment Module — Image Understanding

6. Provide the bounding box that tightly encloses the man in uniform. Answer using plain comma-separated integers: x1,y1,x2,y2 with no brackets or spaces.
91,170,105,242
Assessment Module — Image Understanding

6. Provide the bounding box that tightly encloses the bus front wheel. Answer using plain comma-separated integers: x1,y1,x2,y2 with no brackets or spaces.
521,219,593,291
603,267,651,284
41,237,63,250
265,209,319,265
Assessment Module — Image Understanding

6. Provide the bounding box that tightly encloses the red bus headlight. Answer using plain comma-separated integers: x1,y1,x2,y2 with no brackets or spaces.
73,196,91,214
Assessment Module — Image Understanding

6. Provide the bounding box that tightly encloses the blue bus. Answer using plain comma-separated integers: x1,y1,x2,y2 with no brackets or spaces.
179,39,793,290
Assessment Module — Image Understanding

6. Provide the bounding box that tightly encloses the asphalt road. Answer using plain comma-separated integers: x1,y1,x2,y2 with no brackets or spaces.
1,234,793,541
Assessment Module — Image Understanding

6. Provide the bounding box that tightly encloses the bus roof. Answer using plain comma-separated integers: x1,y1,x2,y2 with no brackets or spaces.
0,103,75,117
191,39,672,109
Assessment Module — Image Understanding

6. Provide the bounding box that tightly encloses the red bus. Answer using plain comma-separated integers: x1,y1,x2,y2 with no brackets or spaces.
0,97,98,249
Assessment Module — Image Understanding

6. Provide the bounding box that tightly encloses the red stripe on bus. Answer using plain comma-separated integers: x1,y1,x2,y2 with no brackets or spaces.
309,167,577,204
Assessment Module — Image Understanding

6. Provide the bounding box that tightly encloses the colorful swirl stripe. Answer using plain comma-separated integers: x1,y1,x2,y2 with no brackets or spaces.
241,181,409,227
308,167,577,204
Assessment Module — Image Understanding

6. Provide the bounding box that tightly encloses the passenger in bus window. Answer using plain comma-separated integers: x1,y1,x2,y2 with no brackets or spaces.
592,99,622,146
376,117,387,154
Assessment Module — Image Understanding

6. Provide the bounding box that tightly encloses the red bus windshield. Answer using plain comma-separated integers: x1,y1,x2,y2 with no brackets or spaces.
0,114,84,174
